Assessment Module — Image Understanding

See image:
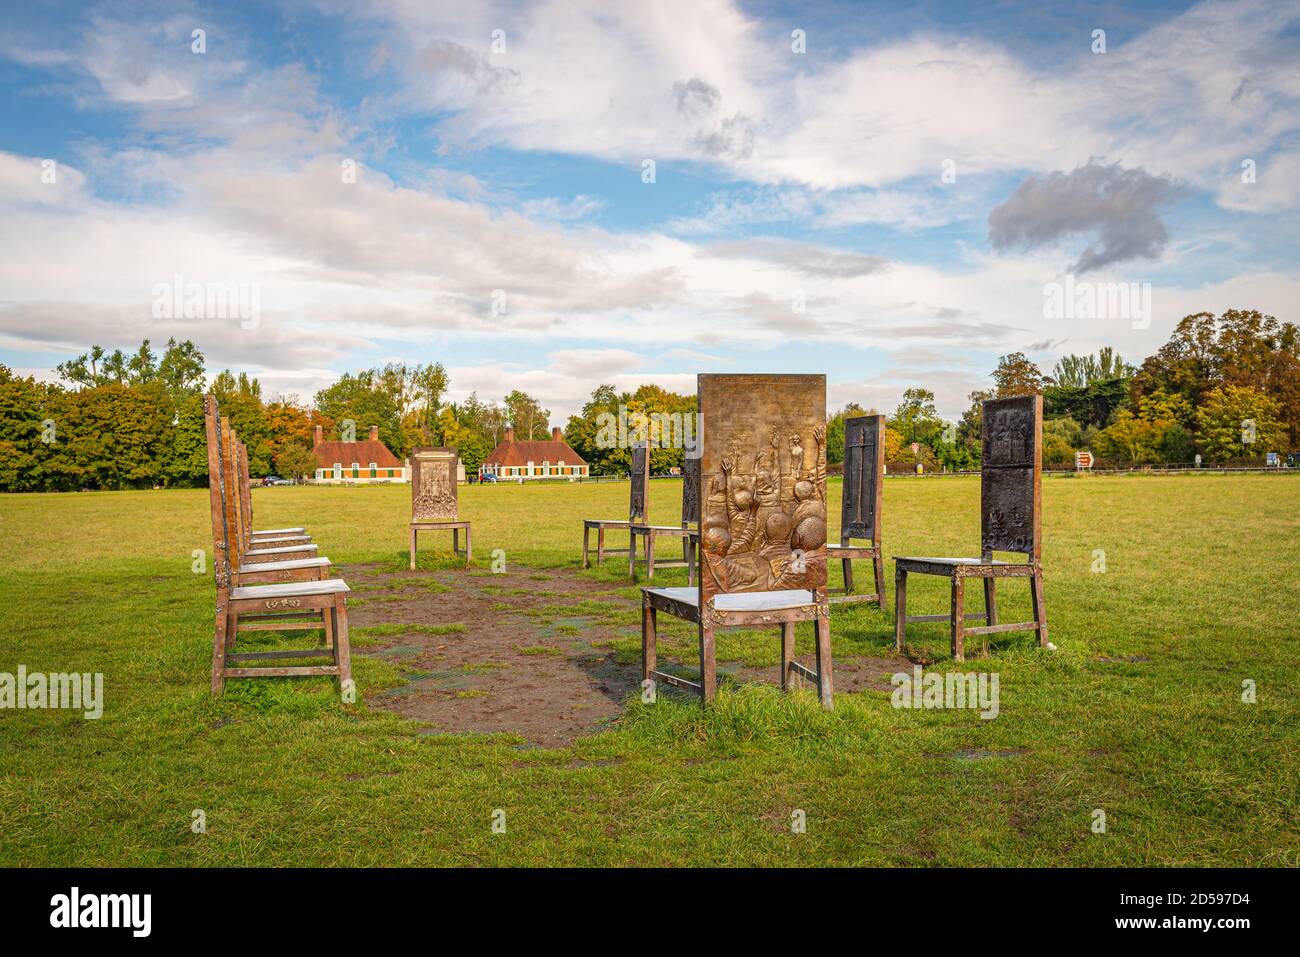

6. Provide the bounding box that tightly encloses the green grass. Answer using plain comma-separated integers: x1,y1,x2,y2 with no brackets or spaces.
1,474,1297,866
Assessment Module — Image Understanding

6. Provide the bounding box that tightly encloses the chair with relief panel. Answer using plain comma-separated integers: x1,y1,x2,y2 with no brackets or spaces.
641,374,833,709
826,414,886,608
893,394,1049,662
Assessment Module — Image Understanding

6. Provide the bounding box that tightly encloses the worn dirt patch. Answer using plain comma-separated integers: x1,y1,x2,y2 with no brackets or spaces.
343,561,639,747
342,560,904,746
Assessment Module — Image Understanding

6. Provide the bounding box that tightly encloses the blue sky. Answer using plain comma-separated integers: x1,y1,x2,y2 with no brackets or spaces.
1,0,1297,421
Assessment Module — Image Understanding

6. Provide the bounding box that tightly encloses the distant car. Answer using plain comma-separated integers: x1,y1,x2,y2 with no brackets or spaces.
480,473,497,483
261,475,293,486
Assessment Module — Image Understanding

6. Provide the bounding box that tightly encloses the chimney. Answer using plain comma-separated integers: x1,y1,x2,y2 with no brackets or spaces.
313,424,323,447
504,426,515,443
369,425,379,442
551,426,563,442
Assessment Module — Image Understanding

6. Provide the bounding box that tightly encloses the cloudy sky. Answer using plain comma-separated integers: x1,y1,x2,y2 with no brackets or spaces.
1,0,1298,421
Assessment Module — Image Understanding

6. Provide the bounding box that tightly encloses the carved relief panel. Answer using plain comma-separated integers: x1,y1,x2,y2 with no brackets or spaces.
411,447,459,523
980,395,1041,558
628,444,649,522
681,453,700,525
841,414,884,542
698,374,828,602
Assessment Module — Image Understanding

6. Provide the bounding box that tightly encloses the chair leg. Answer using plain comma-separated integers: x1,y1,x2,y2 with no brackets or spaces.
409,525,417,571
1031,568,1049,647
646,533,656,579
687,537,696,587
453,526,459,556
842,556,855,594
780,621,796,690
984,577,998,625
465,525,472,565
582,524,590,569
894,567,907,652
597,526,606,565
210,604,228,696
873,552,886,610
334,597,353,691
627,529,637,581
950,575,966,662
699,622,717,704
641,598,657,683
322,599,335,650
814,613,833,710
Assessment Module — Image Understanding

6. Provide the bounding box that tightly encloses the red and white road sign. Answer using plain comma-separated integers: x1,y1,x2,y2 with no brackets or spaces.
1075,450,1094,469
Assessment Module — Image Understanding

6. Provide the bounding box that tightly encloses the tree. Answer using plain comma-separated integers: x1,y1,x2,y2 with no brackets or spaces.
1194,385,1286,461
1134,309,1300,448
992,352,1043,396
889,388,944,447
1095,389,1193,464
275,443,319,483
314,370,404,456
504,389,550,440
1049,347,1135,388
825,402,867,465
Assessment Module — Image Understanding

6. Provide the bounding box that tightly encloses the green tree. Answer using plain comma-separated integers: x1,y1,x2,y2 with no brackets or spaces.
504,389,550,441
275,443,319,483
1194,385,1286,461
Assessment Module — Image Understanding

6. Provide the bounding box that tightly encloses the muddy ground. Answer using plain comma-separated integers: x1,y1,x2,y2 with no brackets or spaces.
344,560,909,746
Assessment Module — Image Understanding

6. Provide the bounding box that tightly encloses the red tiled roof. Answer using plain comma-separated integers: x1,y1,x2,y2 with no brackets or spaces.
483,439,587,467
313,439,403,469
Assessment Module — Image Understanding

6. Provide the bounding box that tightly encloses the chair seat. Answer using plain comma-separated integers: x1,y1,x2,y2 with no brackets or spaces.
252,527,306,536
895,556,1017,566
231,579,349,600
827,543,876,551
246,544,318,556
632,524,693,532
239,557,331,573
585,518,631,527
249,534,310,545
645,586,817,612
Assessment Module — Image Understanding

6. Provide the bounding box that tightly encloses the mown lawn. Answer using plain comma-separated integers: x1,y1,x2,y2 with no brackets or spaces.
1,473,1297,866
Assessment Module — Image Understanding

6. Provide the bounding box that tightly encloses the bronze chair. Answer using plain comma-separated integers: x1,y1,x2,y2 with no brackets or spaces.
893,394,1048,661
641,374,833,709
827,413,885,607
409,446,472,569
629,454,699,584
581,443,648,568
224,422,332,586
205,396,352,696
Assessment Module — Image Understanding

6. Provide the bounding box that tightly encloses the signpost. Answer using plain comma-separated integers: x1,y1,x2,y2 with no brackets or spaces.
1075,450,1093,471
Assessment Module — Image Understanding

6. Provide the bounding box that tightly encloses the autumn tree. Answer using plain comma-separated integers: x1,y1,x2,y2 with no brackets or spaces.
992,352,1044,396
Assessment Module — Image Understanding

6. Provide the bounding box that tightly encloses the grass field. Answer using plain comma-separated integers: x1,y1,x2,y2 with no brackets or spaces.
1,473,1298,866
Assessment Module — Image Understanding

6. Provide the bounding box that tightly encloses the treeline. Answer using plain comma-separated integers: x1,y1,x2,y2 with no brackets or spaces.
1,308,1295,491
852,309,1298,472
0,344,554,490
560,310,1297,475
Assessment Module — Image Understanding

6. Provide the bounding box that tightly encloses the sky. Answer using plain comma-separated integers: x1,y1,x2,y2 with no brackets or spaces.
1,0,1298,423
